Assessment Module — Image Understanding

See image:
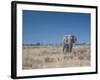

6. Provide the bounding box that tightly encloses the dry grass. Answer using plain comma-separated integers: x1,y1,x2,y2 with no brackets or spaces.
22,45,91,69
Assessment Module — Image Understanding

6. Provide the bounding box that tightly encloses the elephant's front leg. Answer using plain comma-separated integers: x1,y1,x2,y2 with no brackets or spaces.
63,44,68,53
68,43,73,53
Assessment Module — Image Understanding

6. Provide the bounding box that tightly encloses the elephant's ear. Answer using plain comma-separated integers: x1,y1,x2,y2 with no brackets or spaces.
74,36,77,42
72,36,77,43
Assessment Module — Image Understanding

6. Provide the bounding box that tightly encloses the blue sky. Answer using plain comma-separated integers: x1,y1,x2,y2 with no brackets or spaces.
23,10,90,44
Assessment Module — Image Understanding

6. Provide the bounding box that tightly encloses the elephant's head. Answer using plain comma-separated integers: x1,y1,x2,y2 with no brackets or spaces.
63,35,77,44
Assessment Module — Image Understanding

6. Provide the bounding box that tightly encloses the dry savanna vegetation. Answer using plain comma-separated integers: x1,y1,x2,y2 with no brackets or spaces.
22,45,91,69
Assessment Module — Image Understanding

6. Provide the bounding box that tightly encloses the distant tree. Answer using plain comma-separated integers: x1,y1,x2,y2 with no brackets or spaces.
35,43,41,46
30,44,33,46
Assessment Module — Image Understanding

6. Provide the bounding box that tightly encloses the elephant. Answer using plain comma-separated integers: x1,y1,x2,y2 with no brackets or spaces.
62,35,77,53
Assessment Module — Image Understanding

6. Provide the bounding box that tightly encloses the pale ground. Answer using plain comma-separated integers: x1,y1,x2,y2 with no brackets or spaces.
22,45,90,69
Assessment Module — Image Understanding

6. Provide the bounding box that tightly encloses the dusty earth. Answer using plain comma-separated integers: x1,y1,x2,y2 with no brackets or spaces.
22,45,90,69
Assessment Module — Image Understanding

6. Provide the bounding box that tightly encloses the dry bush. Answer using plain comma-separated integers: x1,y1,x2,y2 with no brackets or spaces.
45,57,56,63
63,55,74,60
22,57,33,69
31,58,43,69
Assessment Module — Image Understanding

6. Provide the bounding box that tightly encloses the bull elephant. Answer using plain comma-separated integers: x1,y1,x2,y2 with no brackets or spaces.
62,35,77,53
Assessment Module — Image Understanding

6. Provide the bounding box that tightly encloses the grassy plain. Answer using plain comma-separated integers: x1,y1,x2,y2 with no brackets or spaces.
22,45,90,69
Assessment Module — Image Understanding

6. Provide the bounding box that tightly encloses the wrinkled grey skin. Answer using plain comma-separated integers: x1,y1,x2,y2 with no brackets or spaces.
63,35,77,53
